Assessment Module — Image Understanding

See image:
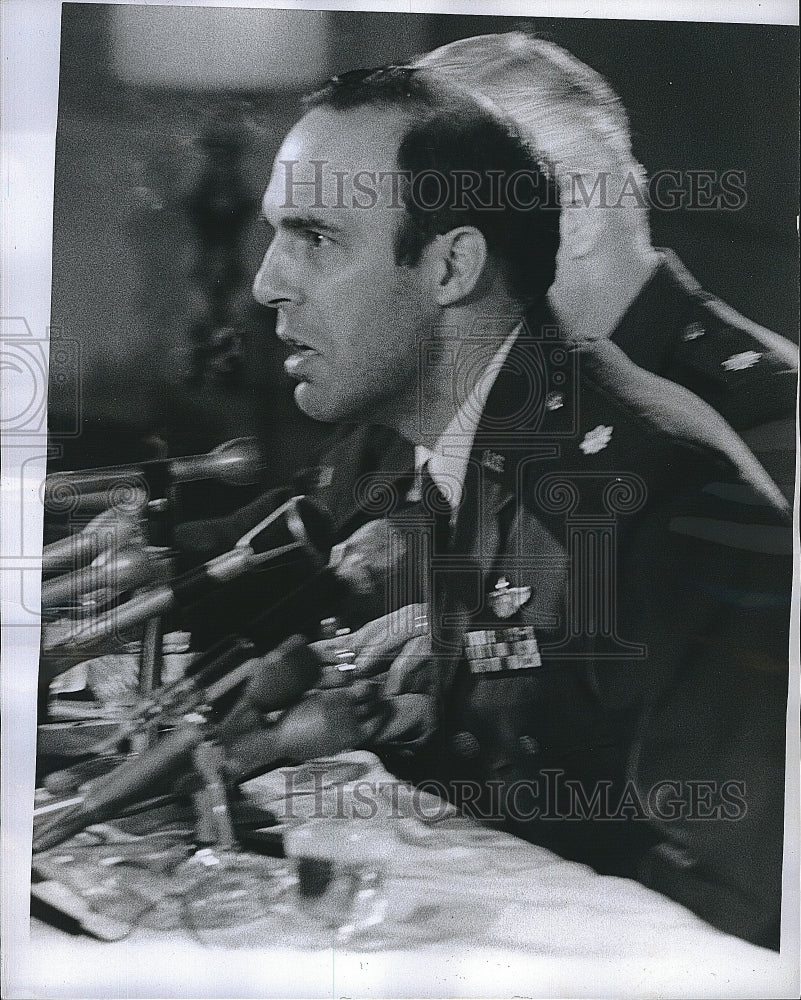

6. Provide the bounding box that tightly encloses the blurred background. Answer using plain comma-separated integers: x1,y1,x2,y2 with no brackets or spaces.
48,4,799,514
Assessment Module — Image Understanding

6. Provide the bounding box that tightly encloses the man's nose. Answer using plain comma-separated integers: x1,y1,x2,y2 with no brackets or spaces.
252,244,295,308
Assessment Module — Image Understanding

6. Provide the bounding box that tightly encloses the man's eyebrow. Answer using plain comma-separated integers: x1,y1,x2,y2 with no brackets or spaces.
259,212,344,237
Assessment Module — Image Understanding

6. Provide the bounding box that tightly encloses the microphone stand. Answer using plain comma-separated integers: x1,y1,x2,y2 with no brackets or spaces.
34,709,242,854
136,464,179,749
33,641,258,852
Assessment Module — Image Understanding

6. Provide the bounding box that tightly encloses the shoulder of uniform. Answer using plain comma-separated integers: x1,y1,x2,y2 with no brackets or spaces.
656,251,797,370
575,337,717,443
572,339,787,509
671,292,798,375
663,291,798,433
309,423,414,536
317,423,409,471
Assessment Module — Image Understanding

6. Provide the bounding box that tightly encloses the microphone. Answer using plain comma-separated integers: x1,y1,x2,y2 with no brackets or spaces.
40,546,158,611
43,437,266,508
41,508,144,575
71,635,260,761
207,516,413,654
82,634,317,760
33,718,211,852
43,496,333,652
32,635,321,852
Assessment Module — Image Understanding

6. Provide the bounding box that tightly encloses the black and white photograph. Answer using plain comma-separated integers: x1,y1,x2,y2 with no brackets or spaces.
2,1,799,997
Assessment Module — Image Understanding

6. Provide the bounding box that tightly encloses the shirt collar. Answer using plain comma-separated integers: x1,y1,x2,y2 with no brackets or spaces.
413,325,520,511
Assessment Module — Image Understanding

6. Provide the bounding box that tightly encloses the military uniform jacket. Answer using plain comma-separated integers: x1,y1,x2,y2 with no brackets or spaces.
317,323,792,951
609,250,797,499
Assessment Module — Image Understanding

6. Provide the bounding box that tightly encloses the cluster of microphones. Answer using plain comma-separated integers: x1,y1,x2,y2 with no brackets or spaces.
35,438,401,853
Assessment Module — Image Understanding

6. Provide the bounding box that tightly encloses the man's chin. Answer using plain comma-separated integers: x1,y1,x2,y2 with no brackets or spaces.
294,381,349,424
294,379,388,427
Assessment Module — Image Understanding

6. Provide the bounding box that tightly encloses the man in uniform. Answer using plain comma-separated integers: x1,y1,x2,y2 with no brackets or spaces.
316,33,797,558
232,64,792,949
412,32,797,500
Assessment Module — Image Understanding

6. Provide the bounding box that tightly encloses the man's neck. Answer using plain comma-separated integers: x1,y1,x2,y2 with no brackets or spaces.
393,320,520,448
549,246,660,341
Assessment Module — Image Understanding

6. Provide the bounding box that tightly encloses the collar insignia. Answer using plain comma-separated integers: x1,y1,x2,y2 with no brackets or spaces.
722,351,761,372
682,322,705,341
579,425,614,455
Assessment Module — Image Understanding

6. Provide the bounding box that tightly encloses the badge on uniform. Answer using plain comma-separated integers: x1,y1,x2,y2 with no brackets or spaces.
463,625,542,673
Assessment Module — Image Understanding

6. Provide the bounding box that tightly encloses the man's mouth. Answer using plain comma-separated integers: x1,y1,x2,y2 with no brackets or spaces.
275,314,321,377
282,338,320,380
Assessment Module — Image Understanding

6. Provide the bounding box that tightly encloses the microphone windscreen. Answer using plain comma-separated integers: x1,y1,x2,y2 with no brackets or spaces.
170,437,265,487
43,438,265,507
213,635,322,748
41,546,153,609
41,508,144,574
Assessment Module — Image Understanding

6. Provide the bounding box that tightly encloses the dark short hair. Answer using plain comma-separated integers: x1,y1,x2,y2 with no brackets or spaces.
305,66,560,306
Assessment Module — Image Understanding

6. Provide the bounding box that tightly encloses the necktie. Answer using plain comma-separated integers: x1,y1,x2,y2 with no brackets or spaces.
419,461,453,556
419,462,465,676
386,462,451,608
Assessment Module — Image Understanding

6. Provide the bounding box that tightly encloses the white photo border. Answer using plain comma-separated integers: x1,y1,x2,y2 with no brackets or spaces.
2,2,798,997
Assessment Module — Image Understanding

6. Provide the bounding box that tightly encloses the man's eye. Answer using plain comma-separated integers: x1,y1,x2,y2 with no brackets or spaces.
304,230,329,248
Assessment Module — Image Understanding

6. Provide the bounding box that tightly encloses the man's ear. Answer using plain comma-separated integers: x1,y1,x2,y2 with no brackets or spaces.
431,227,489,306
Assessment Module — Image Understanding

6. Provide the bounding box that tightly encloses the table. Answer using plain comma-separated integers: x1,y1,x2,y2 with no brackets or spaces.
17,753,797,999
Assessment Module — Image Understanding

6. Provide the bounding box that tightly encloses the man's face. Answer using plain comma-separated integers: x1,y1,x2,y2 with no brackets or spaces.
253,105,439,425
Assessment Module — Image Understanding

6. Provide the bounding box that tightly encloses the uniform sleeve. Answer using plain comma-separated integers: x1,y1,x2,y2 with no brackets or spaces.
603,448,792,948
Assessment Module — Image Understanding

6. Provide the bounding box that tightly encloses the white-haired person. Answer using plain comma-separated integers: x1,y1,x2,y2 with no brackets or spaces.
413,32,797,500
